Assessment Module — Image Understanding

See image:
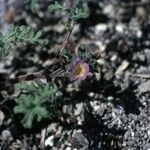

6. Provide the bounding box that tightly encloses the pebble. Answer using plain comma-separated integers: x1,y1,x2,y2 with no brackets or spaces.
110,54,117,62
95,24,108,33
74,103,83,116
103,4,114,18
55,126,63,136
115,60,129,75
88,92,95,97
45,135,54,147
63,104,73,114
115,24,125,33
0,111,4,125
97,59,106,66
107,96,114,101
47,123,57,133
2,130,11,140
95,72,101,81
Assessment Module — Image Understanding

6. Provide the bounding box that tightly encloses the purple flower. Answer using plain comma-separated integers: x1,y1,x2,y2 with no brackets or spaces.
67,58,89,81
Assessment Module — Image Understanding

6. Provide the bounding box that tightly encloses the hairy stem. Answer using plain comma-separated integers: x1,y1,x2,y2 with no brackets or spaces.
0,24,74,90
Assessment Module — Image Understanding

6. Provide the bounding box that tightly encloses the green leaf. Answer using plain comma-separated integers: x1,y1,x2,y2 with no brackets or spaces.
0,25,46,58
26,0,37,13
35,31,42,38
14,80,59,128
48,1,69,12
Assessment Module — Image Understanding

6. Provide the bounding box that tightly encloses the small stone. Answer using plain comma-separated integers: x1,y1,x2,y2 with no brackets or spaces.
55,126,63,136
11,139,22,149
0,111,4,125
74,103,83,116
66,84,74,93
115,60,129,75
110,54,117,62
63,104,73,114
122,141,127,147
97,59,106,66
116,24,125,33
112,112,116,118
2,130,11,140
77,116,83,125
72,130,89,149
147,130,150,136
131,132,134,137
107,96,114,101
65,147,72,150
96,41,106,52
95,72,101,81
47,123,57,133
136,30,142,38
45,135,54,147
95,24,108,33
32,145,37,150
87,42,99,52
94,105,100,112
138,81,150,94
136,7,146,21
103,4,114,18
88,92,94,97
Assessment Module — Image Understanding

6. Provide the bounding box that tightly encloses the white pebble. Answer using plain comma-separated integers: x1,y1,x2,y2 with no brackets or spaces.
45,135,54,147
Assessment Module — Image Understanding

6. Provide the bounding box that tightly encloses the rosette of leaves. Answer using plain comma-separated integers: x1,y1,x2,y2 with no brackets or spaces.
0,25,47,58
14,80,58,128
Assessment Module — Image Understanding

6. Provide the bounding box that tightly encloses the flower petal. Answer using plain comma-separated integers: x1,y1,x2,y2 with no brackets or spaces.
67,58,89,81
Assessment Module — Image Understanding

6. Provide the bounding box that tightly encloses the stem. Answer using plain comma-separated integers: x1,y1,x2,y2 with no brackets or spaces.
0,71,44,90
0,23,74,90
43,22,74,72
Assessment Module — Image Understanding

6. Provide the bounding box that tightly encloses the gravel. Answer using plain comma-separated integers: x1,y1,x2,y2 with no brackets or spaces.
0,0,150,149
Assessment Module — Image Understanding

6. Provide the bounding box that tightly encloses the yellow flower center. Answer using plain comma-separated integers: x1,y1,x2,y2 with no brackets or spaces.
72,64,85,77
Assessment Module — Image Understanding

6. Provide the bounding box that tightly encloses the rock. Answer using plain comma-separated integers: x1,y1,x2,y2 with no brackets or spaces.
88,92,94,97
32,145,37,150
71,130,89,149
11,140,22,149
95,23,108,33
103,4,114,18
97,59,107,66
95,72,101,81
66,84,74,93
77,116,84,125
63,104,73,114
0,111,4,125
147,130,150,136
74,103,83,116
41,128,47,145
138,81,150,94
45,135,54,147
107,96,114,101
115,24,125,33
136,7,146,22
86,42,99,52
55,126,63,136
115,60,129,75
2,130,11,140
110,54,117,62
47,123,57,134
65,147,72,150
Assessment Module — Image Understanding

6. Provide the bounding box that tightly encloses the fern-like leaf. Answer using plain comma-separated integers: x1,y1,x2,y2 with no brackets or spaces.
0,25,47,58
